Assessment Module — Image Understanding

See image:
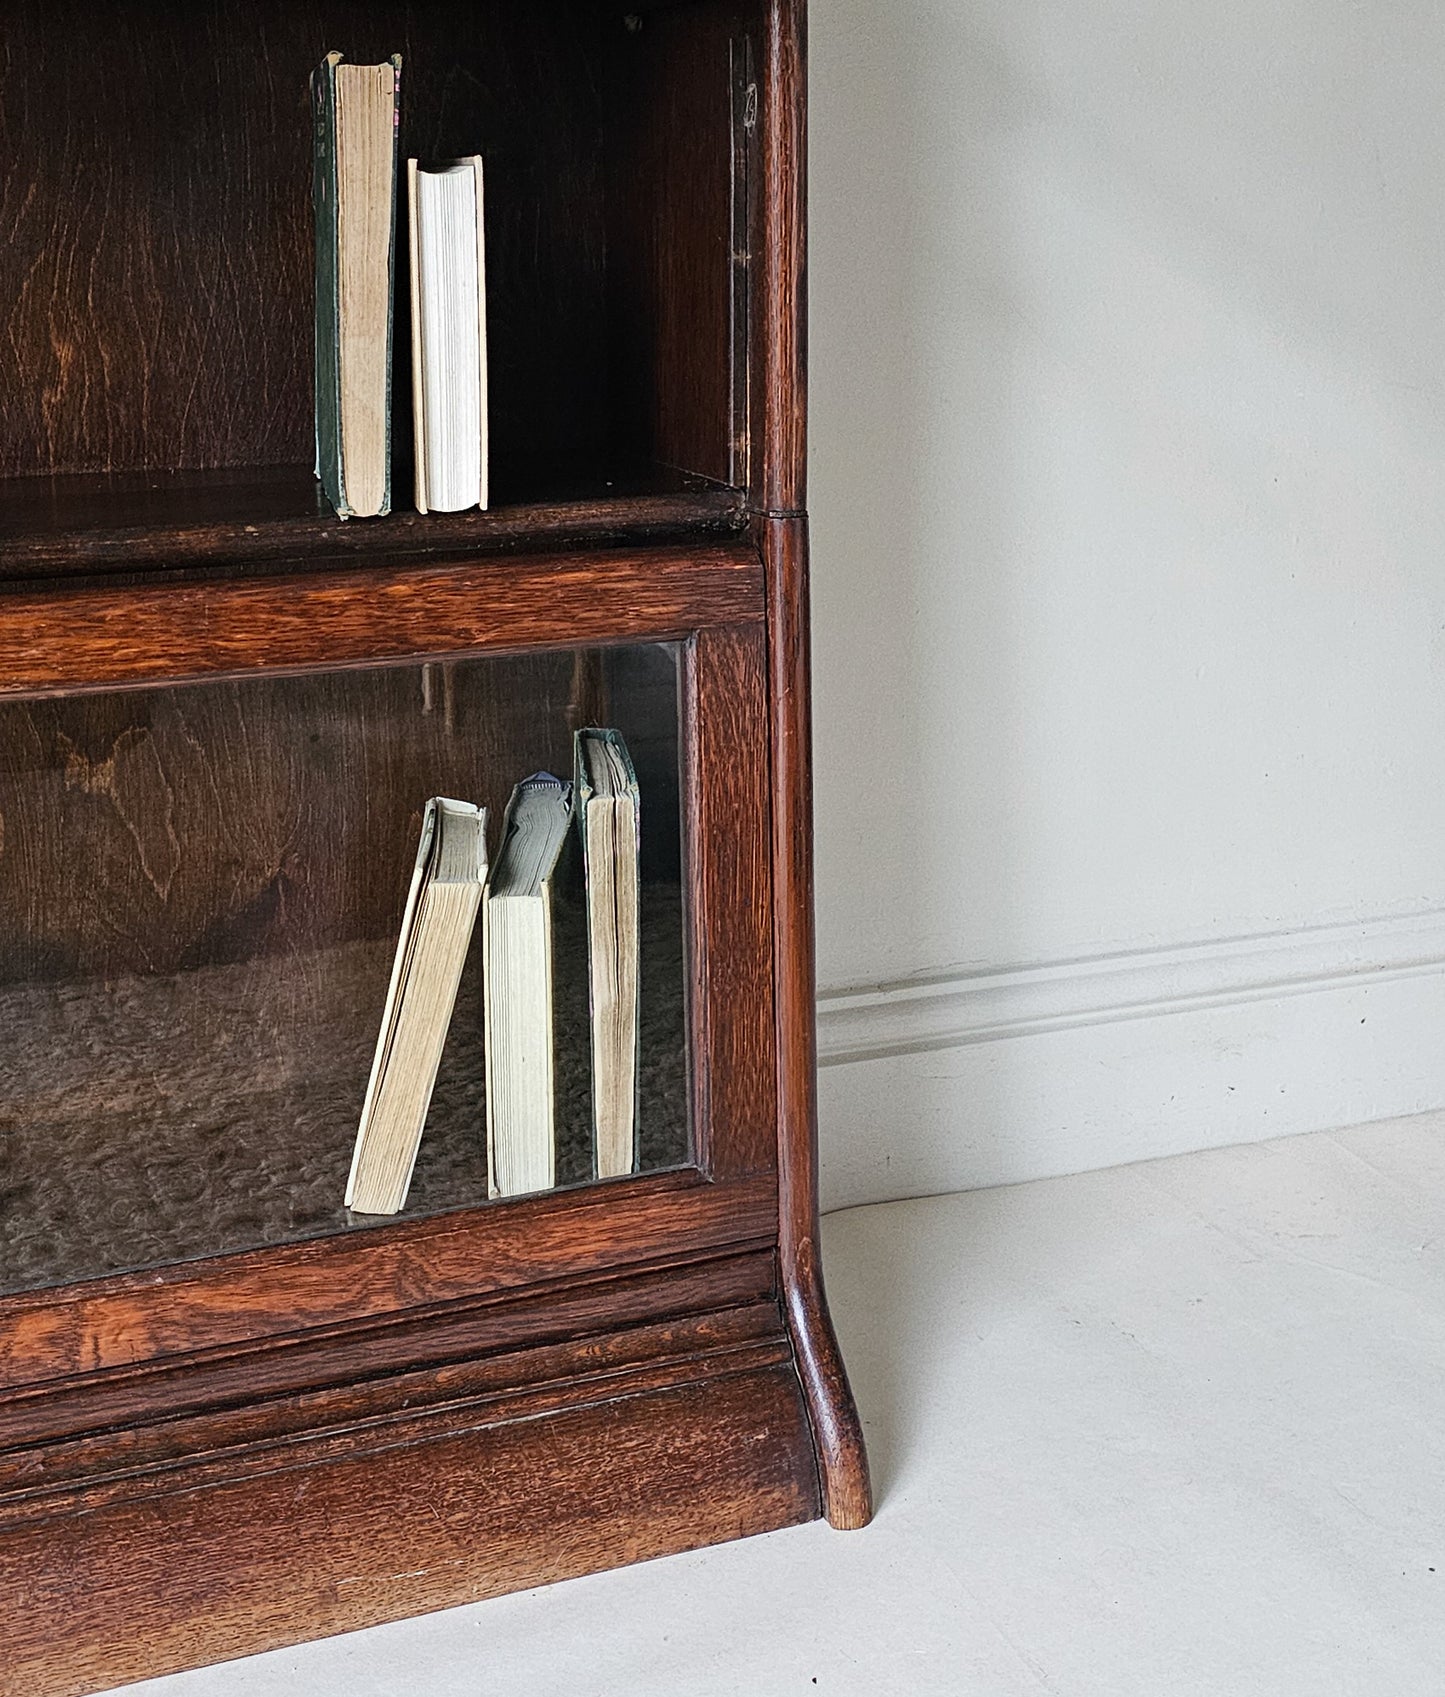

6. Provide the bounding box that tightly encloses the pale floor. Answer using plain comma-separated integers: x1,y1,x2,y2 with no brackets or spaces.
117,1112,1445,1696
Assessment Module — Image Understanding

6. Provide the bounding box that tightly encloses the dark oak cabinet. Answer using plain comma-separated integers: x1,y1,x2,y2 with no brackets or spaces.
0,3,870,1690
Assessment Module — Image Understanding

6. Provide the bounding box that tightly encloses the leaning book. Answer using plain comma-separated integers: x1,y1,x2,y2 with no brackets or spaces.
346,797,487,1215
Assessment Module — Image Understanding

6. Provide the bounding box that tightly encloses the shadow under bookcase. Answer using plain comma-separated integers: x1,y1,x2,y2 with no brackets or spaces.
0,643,689,1296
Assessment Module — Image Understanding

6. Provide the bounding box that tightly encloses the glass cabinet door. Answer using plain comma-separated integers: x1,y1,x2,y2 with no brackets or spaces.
0,643,689,1295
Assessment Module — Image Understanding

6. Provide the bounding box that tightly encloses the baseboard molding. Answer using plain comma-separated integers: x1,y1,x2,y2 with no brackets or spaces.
817,909,1445,1065
816,910,1445,1210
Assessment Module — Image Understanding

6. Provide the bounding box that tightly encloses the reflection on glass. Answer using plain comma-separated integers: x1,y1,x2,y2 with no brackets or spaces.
0,645,688,1295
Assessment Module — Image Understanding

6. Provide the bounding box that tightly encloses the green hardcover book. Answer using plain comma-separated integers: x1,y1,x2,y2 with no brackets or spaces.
311,51,401,519
574,728,642,1179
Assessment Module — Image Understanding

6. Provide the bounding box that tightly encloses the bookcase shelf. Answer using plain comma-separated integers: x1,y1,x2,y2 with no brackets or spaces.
0,2,870,1691
0,463,747,585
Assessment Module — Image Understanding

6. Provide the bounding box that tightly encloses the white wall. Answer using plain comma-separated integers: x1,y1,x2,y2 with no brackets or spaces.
808,0,1445,1208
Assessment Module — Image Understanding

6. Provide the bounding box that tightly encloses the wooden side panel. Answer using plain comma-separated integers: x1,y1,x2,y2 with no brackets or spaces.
602,2,757,486
761,517,871,1529
685,626,778,1179
751,0,808,512
0,1362,819,1697
738,0,870,1528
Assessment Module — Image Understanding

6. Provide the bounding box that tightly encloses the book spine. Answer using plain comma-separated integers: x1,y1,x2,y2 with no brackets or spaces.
574,728,642,1177
379,54,402,518
541,885,559,1192
619,736,641,1172
407,158,428,513
311,54,348,517
482,895,500,1199
473,156,489,512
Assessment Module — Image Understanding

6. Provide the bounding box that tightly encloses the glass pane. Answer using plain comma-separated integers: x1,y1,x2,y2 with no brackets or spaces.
0,645,689,1295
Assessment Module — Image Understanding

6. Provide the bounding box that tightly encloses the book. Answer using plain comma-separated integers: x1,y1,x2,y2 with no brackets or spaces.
346,797,487,1215
483,772,574,1198
575,729,641,1178
312,52,401,519
407,156,489,513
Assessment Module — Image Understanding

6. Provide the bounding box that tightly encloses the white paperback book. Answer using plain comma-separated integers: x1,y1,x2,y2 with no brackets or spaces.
483,773,574,1199
407,155,488,513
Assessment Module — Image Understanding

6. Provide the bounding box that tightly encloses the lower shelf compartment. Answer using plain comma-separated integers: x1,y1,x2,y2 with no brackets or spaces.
0,642,694,1297
0,1260,821,1697
0,886,687,1297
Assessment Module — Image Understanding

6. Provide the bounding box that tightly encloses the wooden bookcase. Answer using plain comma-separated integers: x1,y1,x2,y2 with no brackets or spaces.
0,2,871,1690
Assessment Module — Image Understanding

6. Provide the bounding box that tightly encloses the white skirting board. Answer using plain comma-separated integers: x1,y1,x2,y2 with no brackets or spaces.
815,909,1445,1210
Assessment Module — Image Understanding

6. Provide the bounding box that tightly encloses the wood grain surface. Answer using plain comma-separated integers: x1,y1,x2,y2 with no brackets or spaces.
603,1,753,487
0,464,746,584
685,625,778,1179
0,1246,778,1453
0,0,615,482
753,0,808,513
1,1344,818,1697
762,510,872,1530
0,1169,778,1389
0,653,582,977
0,643,685,980
0,542,763,697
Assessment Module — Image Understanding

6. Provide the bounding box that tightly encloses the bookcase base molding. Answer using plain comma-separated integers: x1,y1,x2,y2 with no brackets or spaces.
2,1243,851,1697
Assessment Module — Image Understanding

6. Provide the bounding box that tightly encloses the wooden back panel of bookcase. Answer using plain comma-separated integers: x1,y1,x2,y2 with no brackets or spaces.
2,0,605,480
0,0,743,493
0,2,870,1689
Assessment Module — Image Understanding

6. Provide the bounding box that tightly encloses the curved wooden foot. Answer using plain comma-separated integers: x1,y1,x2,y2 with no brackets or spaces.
782,1229,873,1528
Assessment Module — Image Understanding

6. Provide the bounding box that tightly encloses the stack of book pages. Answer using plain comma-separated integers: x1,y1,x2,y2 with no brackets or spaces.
312,54,489,519
344,728,645,1216
345,797,488,1215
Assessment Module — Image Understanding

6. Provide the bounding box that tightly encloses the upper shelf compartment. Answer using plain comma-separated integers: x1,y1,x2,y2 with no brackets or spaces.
0,0,759,575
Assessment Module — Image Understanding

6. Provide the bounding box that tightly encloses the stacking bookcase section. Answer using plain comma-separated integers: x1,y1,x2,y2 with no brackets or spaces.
1,0,754,571
0,3,871,1691
0,645,691,1296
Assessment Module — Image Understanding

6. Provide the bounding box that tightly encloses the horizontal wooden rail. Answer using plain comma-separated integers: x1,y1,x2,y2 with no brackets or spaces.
0,1170,778,1389
0,542,764,697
